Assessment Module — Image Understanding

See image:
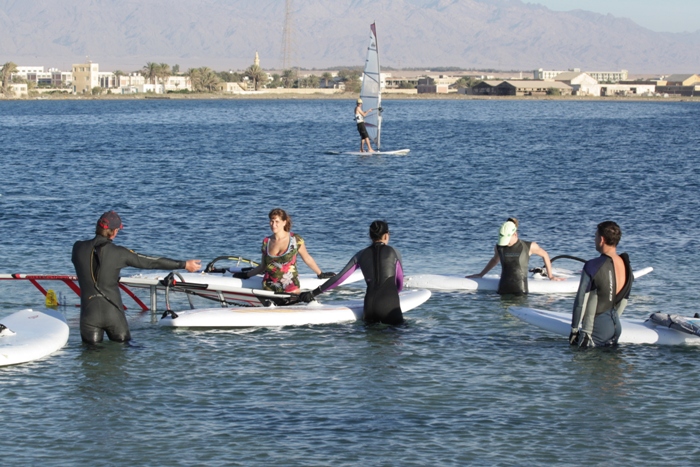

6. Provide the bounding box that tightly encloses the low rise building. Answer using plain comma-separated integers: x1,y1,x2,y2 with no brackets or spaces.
470,80,508,95
586,70,628,83
534,68,566,80
119,74,146,87
417,75,459,93
655,74,700,96
553,72,599,96
384,76,419,89
473,80,572,96
6,83,28,97
663,74,700,86
98,72,117,89
536,68,628,83
218,82,247,93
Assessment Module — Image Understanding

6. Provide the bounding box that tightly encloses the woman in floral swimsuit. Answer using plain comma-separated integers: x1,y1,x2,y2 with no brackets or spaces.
235,208,332,293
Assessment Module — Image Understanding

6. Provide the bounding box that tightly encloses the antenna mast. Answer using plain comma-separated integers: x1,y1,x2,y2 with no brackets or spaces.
281,0,293,70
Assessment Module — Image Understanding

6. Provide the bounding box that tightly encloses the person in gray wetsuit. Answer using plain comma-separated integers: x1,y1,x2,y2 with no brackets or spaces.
299,220,404,324
72,211,200,344
569,221,633,349
467,218,562,295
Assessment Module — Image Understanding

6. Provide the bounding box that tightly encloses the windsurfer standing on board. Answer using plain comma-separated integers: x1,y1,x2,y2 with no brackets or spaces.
355,98,375,153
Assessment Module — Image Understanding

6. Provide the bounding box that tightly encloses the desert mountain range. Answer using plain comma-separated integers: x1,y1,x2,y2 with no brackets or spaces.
0,0,698,73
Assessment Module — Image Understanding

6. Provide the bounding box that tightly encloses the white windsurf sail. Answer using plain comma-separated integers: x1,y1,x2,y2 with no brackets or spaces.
360,23,382,150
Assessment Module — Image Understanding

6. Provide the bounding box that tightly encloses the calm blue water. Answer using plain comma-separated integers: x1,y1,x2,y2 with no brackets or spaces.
1,98,699,466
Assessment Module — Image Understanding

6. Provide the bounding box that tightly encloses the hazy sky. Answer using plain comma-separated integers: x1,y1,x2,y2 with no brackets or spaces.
527,0,700,33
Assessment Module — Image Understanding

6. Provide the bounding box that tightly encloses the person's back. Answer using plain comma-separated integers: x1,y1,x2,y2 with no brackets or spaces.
300,220,404,325
570,221,633,348
72,210,199,344
356,242,403,324
72,235,130,314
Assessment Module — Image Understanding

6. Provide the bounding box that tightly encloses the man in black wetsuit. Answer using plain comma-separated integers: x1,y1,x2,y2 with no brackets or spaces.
569,221,633,349
299,220,404,324
72,211,200,344
467,218,562,294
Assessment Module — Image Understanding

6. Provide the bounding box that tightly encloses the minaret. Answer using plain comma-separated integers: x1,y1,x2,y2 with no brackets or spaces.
254,52,260,67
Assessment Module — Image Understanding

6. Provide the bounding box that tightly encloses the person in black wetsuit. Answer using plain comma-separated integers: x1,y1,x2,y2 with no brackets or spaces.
71,211,201,344
466,218,563,295
569,221,633,349
299,220,404,325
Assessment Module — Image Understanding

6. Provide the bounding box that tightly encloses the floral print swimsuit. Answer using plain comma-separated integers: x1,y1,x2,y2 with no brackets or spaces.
261,233,304,293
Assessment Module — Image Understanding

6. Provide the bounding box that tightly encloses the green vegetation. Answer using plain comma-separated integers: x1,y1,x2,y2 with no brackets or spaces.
452,76,481,89
1,61,18,95
186,67,222,92
244,64,267,91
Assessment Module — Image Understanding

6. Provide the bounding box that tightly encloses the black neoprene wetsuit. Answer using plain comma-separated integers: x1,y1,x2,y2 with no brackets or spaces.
72,235,186,344
571,253,633,347
496,240,531,295
317,242,404,325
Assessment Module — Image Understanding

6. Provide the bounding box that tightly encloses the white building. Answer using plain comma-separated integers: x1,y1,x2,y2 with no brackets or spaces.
585,70,628,83
534,68,566,80
535,68,628,83
553,72,599,96
598,83,656,96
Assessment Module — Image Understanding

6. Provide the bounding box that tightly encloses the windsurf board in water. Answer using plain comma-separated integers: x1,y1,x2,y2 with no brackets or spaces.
325,149,411,156
0,308,69,366
508,307,700,346
158,289,431,328
122,269,365,306
346,149,411,156
404,267,653,294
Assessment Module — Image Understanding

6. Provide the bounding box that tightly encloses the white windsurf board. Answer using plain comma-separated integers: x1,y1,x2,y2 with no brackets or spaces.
158,289,431,328
404,267,653,294
0,308,70,366
508,306,700,346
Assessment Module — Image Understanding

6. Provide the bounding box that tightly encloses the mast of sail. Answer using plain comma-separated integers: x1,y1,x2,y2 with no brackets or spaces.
360,22,381,150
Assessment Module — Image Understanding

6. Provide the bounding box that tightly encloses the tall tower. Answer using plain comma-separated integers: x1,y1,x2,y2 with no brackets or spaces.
280,0,293,70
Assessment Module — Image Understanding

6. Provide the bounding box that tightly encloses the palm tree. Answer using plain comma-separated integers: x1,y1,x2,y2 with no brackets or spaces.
1,61,18,95
305,74,320,88
142,62,159,85
157,63,171,91
185,68,201,91
321,72,333,88
113,70,125,88
198,67,221,92
244,64,267,91
281,69,296,88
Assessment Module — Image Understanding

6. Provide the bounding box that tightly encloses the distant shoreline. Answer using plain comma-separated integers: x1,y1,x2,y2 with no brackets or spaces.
2,92,699,103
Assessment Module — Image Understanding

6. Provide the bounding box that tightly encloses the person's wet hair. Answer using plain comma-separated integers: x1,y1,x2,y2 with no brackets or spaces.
369,220,390,241
597,221,622,246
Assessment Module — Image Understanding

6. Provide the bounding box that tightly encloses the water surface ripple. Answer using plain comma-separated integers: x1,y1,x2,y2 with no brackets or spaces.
1,99,699,466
